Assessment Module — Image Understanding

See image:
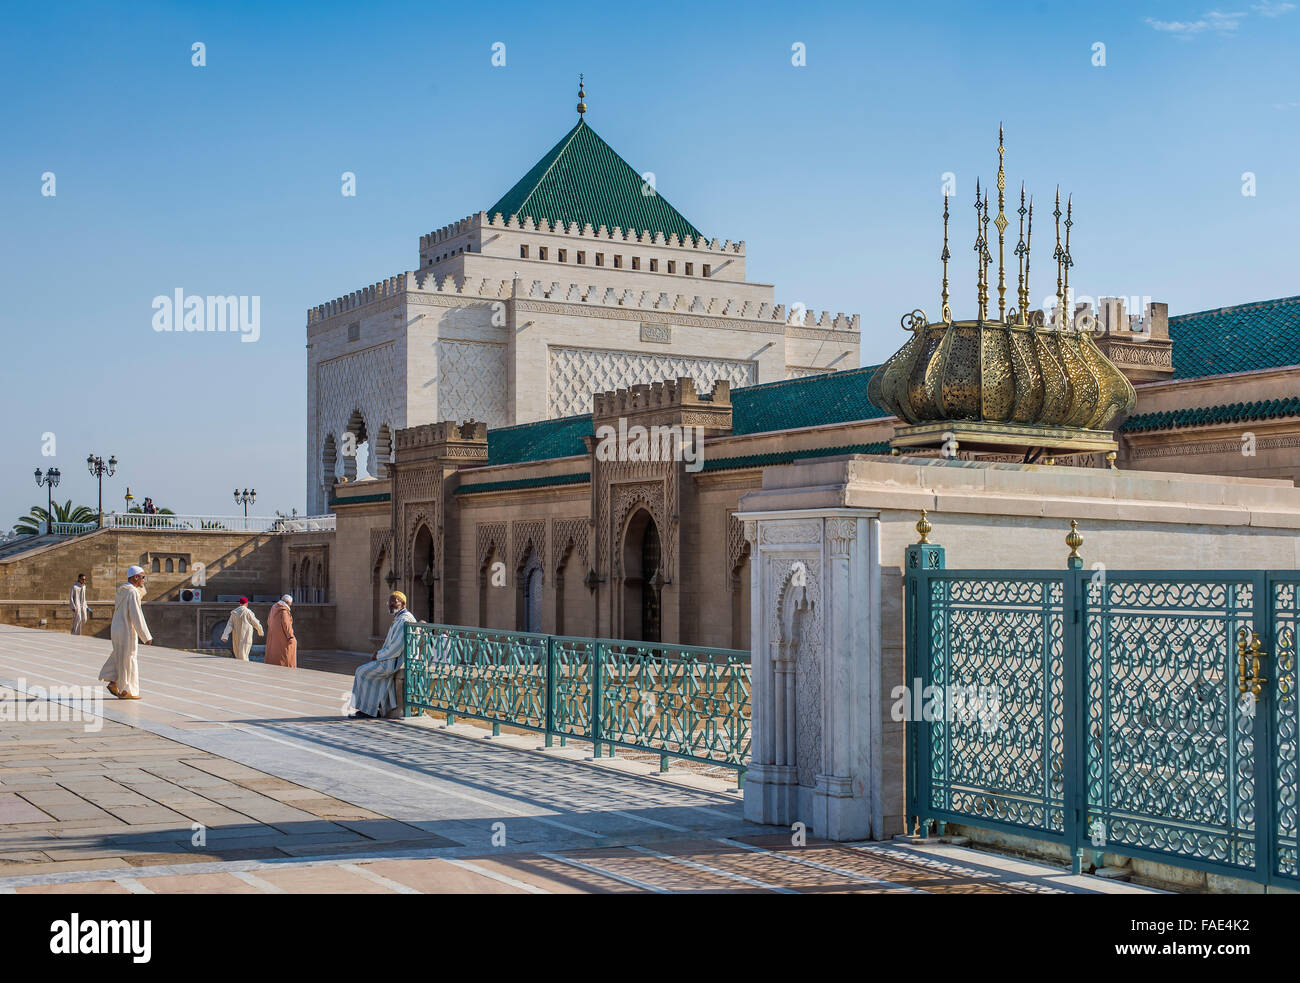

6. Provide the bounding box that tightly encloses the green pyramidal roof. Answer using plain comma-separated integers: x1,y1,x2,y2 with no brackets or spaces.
487,118,705,243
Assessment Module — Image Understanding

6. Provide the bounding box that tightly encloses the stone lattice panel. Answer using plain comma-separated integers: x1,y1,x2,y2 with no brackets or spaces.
315,344,400,510
438,340,507,427
547,346,756,418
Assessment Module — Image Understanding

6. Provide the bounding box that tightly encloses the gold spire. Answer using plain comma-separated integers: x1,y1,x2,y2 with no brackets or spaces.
995,124,1008,321
981,193,992,321
940,194,951,321
577,74,587,116
1026,196,1034,319
1014,183,1028,320
974,179,985,321
1053,187,1064,327
1063,194,1074,327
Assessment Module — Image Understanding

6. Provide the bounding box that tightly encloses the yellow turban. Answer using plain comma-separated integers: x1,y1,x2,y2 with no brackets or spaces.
391,591,407,605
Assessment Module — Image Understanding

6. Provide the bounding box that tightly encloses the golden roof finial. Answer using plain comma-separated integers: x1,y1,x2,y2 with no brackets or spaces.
916,509,932,545
1026,195,1034,319
995,125,1008,321
940,193,951,320
981,194,992,321
1053,187,1064,327
974,179,984,321
1063,193,1074,327
1014,183,1029,321
577,73,587,116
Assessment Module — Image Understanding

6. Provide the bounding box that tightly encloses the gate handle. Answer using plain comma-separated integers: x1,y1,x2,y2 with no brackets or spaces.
1250,633,1269,701
1237,629,1268,703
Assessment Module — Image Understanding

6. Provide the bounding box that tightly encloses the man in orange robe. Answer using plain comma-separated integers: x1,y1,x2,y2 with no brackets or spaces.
265,594,297,668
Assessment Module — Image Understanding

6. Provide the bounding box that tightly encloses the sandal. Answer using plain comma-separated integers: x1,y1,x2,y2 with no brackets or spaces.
106,682,120,697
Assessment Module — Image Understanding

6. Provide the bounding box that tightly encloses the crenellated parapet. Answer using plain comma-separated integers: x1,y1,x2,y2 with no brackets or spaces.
419,210,746,255
592,377,733,434
307,270,858,334
394,419,489,466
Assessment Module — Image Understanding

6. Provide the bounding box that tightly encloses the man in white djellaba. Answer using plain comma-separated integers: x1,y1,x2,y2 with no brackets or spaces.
349,590,415,719
99,565,152,699
68,573,89,635
220,597,264,661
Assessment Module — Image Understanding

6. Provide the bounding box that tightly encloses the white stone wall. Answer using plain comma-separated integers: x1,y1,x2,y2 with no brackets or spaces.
547,345,756,418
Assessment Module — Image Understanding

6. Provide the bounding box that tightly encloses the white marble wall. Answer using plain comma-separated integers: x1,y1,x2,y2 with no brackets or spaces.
738,508,882,841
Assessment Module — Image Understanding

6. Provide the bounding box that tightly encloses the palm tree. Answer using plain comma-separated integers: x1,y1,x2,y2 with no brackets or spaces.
12,500,98,536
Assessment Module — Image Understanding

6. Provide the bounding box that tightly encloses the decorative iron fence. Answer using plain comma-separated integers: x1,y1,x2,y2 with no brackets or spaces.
905,519,1300,886
405,623,751,779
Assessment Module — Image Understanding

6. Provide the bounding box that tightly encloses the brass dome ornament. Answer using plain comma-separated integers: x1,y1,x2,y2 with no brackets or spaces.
867,128,1137,464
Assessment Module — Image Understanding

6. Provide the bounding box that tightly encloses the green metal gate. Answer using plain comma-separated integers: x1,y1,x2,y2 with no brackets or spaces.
904,527,1299,885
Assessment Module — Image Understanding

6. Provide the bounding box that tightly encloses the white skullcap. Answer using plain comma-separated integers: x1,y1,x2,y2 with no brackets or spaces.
126,565,145,578
281,594,293,604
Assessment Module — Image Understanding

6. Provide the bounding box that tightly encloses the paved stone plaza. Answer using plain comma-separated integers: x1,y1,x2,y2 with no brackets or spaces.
0,625,1153,894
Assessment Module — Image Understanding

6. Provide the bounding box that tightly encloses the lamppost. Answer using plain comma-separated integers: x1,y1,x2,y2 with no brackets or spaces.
34,467,60,533
87,454,116,528
233,488,256,517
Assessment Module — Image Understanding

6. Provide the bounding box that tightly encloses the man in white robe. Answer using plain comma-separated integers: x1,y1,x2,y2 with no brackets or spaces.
69,573,89,635
350,591,415,719
220,597,264,661
99,565,151,699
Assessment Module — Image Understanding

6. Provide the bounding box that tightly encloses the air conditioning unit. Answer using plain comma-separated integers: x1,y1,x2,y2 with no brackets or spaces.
178,588,202,603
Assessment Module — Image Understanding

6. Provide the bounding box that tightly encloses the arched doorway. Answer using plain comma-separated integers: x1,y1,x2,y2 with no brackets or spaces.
412,525,435,623
521,551,543,633
621,509,662,643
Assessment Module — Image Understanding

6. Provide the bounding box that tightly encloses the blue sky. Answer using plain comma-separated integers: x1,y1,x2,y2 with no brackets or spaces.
2,0,1297,525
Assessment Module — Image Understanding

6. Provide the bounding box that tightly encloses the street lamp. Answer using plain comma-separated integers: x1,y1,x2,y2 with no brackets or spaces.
87,454,116,528
233,488,256,517
34,467,61,533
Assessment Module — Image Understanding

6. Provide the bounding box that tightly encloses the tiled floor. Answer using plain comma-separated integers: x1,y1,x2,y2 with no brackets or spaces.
0,624,1156,895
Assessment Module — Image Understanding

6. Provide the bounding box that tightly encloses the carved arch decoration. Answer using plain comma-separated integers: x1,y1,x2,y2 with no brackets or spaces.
610,481,667,581
769,550,824,789
726,510,751,590
552,517,589,574
512,519,546,573
370,529,393,584
476,521,507,581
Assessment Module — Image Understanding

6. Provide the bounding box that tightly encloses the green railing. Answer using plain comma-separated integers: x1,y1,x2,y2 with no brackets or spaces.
404,623,751,781
905,529,1300,887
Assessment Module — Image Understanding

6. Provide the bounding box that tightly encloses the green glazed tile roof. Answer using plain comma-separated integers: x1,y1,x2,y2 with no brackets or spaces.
486,414,592,467
1170,295,1300,379
482,367,889,468
454,472,591,496
488,119,704,243
701,441,892,473
731,365,887,436
1122,396,1300,433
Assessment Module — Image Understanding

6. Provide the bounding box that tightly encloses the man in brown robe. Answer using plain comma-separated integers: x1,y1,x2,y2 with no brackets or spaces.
265,594,297,668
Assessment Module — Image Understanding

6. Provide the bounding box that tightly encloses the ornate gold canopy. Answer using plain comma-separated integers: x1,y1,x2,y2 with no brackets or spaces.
867,129,1136,464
